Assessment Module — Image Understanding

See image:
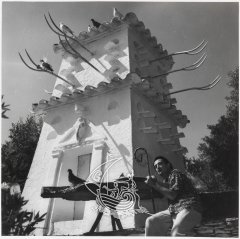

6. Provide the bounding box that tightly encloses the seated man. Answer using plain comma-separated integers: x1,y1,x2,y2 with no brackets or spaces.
145,156,202,236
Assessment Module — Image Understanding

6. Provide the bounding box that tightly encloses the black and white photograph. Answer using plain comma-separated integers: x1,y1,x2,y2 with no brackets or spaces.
2,1,239,236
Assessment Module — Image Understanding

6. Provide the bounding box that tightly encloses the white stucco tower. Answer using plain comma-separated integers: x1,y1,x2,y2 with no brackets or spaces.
22,12,189,235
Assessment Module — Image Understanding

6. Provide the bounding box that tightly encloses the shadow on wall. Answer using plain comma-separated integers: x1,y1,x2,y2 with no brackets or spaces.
101,123,132,174
44,90,130,136
44,104,80,136
107,100,121,126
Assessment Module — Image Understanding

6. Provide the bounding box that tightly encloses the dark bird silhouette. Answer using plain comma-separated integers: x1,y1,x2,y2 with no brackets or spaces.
68,169,86,186
40,60,54,72
91,18,101,28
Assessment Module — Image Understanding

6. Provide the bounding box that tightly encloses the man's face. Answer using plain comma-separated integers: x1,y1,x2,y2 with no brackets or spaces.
154,158,171,177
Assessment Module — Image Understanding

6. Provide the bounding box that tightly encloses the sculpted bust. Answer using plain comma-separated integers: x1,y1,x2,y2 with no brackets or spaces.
58,117,88,145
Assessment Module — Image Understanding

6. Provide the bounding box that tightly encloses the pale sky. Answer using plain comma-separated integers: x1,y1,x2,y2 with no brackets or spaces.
2,2,239,158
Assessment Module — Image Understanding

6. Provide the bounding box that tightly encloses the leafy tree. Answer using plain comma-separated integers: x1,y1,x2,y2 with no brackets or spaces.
198,68,239,189
2,114,46,235
2,115,43,189
2,183,46,235
185,157,228,192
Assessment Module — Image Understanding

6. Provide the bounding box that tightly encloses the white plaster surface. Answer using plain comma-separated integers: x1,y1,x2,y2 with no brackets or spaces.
52,27,130,98
23,86,135,235
23,22,185,235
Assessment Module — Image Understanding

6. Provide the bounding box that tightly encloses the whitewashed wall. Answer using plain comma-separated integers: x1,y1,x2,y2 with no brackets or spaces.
53,26,130,98
22,86,135,235
23,21,185,235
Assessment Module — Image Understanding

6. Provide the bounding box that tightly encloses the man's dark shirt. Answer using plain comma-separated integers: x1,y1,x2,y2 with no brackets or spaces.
166,169,202,215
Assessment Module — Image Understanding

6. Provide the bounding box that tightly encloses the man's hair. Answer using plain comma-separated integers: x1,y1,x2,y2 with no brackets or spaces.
154,156,173,169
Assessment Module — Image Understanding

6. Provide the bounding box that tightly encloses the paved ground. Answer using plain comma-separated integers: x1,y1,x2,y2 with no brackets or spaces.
81,217,238,237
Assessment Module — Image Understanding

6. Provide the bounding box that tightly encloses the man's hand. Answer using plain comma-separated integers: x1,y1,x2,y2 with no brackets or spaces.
145,176,177,200
145,175,157,188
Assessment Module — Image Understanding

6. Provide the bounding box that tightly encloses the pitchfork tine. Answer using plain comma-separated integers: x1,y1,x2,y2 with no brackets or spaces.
184,53,207,71
64,35,101,73
190,53,206,67
187,41,208,55
201,75,221,89
150,53,207,78
187,40,205,52
19,50,76,87
171,40,207,56
150,40,207,63
166,75,221,95
64,36,100,72
180,40,205,54
25,49,39,67
59,36,78,58
48,12,94,56
48,12,65,35
18,52,42,72
44,14,65,37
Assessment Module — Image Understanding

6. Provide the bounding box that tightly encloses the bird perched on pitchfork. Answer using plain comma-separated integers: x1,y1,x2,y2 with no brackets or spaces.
38,59,54,72
91,18,101,28
68,169,86,186
113,7,123,19
87,25,92,32
59,22,74,36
